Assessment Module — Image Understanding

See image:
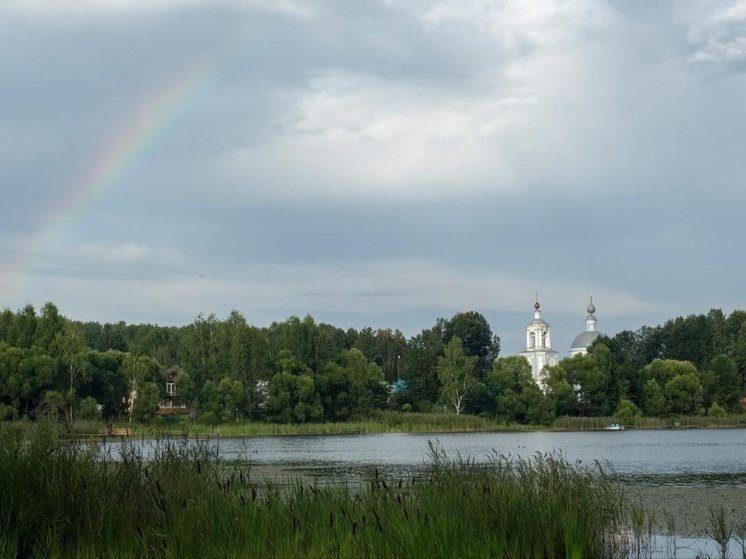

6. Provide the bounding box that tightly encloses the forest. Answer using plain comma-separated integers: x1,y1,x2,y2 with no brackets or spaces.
0,303,744,425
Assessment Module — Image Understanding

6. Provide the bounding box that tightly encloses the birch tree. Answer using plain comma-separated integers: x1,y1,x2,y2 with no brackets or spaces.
436,337,478,415
53,323,90,422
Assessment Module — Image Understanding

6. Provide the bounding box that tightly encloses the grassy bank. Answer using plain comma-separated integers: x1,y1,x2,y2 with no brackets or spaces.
8,411,746,439
552,414,746,431
0,423,642,558
54,411,536,438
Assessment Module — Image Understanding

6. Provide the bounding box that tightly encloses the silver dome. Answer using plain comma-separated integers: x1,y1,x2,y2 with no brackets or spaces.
570,330,599,350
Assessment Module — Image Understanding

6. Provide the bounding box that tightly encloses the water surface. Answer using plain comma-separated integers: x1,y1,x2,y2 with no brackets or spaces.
103,428,746,483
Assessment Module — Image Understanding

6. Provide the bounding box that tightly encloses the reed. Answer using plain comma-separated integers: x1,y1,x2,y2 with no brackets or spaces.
0,424,638,558
708,505,734,559
12,410,746,440
131,411,534,438
553,414,746,431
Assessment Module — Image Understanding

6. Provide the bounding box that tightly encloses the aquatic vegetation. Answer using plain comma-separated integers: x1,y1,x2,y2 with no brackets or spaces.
0,425,655,558
708,505,734,559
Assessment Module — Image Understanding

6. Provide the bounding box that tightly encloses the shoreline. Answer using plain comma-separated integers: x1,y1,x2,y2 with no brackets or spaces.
628,484,746,539
68,422,746,439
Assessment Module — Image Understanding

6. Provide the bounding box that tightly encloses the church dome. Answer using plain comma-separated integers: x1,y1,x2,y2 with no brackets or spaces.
570,330,599,351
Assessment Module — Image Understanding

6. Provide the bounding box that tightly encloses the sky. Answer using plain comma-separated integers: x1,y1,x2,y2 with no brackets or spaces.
1,0,745,355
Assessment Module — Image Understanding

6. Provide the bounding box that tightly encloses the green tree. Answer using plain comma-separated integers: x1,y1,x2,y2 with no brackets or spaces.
443,311,500,377
9,304,37,349
520,385,555,425
402,319,446,411
664,373,703,415
561,350,610,416
202,377,245,422
35,302,65,352
182,313,221,390
486,356,533,396
614,398,641,422
642,379,666,417
644,358,698,386
52,323,90,422
729,321,746,386
545,365,577,417
436,337,479,415
0,344,55,418
41,390,66,420
267,315,323,373
701,354,740,410
265,351,323,423
316,362,352,421
78,396,101,420
131,381,160,422
342,348,387,412
85,350,128,419
708,401,727,417
487,356,553,424
0,308,14,344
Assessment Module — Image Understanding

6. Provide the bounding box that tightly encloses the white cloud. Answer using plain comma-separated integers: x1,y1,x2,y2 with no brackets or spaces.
214,1,686,204
218,70,539,201
16,257,654,328
389,0,614,51
217,43,648,203
681,0,746,65
74,241,181,264
3,0,311,21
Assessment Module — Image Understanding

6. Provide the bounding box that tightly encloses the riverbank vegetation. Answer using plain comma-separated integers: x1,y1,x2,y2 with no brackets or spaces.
28,411,746,439
0,303,745,428
1,424,647,558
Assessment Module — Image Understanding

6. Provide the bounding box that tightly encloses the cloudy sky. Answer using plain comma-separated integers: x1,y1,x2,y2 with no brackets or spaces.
1,0,745,354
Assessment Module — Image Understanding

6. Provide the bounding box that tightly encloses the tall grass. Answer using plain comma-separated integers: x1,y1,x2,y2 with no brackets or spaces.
133,411,534,438
552,414,746,431
0,423,636,558
11,410,746,440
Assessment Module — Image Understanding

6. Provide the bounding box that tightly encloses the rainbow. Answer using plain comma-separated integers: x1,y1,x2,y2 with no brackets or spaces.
1,58,215,304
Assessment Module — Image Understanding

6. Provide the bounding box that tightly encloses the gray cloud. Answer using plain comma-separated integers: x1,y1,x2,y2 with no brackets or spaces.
1,0,745,355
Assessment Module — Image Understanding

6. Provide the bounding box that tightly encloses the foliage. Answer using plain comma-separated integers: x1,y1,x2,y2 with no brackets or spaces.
1,301,746,426
642,379,666,417
545,365,578,416
132,382,161,421
708,401,727,417
613,399,641,422
702,354,741,410
664,372,703,415
0,428,631,559
78,396,101,420
436,338,479,415
487,356,554,424
202,377,245,422
443,311,500,376
266,351,323,423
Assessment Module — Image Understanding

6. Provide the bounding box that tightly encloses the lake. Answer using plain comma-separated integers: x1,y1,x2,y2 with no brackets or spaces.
99,428,746,558
103,427,746,483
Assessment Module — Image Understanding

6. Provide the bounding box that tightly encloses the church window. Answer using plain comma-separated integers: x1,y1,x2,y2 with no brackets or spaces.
529,332,535,349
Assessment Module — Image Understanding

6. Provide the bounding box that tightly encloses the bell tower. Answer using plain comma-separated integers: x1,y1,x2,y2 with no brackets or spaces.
519,295,559,385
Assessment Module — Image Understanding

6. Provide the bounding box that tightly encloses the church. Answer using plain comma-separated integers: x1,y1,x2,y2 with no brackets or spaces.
518,297,599,384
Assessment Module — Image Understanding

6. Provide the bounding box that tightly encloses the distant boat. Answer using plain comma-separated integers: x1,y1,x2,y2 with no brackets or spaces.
605,423,625,431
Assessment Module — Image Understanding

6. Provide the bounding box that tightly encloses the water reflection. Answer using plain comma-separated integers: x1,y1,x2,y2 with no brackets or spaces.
98,428,746,485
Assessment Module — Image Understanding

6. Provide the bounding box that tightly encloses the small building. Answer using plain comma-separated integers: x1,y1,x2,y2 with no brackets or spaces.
569,298,600,357
519,298,559,385
157,369,191,415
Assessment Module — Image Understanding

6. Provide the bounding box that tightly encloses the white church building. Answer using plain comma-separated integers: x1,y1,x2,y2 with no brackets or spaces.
569,298,600,357
518,299,559,384
519,297,600,384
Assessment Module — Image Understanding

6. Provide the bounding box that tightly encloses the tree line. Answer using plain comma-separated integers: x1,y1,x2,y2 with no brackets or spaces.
0,303,743,424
